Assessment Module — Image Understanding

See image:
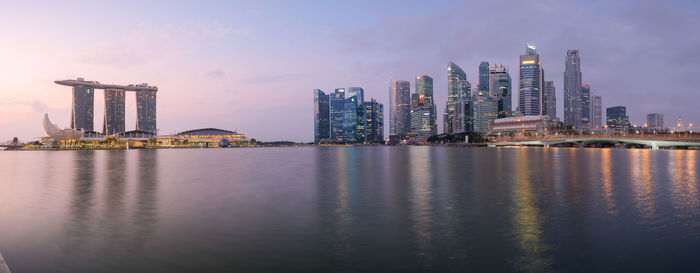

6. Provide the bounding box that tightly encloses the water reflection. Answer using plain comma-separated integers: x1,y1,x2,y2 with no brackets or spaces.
511,149,551,272
408,147,435,268
630,150,659,225
101,150,127,252
600,149,618,215
129,150,159,250
669,150,699,227
63,151,96,253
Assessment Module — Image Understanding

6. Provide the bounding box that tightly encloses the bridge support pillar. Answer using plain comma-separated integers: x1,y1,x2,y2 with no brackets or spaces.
651,142,659,150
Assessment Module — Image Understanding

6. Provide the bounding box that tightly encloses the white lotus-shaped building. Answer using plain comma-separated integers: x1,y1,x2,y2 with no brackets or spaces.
43,113,84,141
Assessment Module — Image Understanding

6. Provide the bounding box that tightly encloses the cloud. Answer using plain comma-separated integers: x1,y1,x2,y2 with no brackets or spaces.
205,69,226,78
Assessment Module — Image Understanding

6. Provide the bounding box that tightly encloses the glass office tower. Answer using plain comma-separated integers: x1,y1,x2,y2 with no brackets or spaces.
314,89,330,143
606,106,629,134
390,80,411,135
330,88,346,142
136,90,157,133
365,99,384,143
103,88,125,135
542,81,556,119
445,62,467,134
71,84,94,131
489,65,512,118
580,84,591,131
479,61,490,93
518,44,543,116
564,50,583,128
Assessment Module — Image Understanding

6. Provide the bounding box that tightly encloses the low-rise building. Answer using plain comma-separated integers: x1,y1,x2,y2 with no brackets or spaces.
490,115,556,137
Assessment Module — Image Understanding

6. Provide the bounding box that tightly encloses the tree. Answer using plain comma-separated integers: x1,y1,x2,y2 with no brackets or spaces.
250,138,257,144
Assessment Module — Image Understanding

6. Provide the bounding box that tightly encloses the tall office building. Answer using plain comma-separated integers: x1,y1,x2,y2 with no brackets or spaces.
313,89,330,143
472,91,498,134
451,80,473,133
330,88,346,142
342,96,358,143
519,44,543,116
542,81,556,119
607,106,629,134
390,80,411,135
136,89,157,133
647,113,664,130
365,99,384,143
479,61,490,93
71,83,94,131
564,50,582,128
348,87,366,143
489,65,512,118
415,75,436,135
410,94,436,140
580,84,591,131
103,88,126,135
445,62,468,134
592,94,603,131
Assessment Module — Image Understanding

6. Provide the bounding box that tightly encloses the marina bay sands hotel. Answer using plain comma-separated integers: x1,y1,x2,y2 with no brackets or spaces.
55,78,158,135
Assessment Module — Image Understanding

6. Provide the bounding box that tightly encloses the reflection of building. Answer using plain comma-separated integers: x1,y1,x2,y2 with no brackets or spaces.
314,89,330,143
55,78,158,135
606,106,629,134
519,44,543,116
490,115,556,137
43,113,84,141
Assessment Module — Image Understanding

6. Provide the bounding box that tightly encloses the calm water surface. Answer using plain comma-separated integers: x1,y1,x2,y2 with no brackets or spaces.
0,147,698,272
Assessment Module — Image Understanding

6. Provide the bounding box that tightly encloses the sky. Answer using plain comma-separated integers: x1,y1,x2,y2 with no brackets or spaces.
1,0,699,142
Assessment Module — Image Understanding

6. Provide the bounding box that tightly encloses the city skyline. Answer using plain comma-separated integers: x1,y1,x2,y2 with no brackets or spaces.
1,0,699,142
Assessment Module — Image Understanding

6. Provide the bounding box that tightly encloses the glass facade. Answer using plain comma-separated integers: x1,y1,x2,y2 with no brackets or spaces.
542,81,556,119
580,84,591,131
348,87,366,143
390,80,411,135
71,85,94,131
472,91,498,134
592,94,603,131
646,113,664,130
410,94,435,140
479,61,490,93
445,62,467,134
489,65,512,118
103,88,125,135
314,89,330,143
518,44,543,116
606,106,629,134
330,88,346,142
564,50,582,128
136,90,157,133
342,96,358,143
365,99,384,143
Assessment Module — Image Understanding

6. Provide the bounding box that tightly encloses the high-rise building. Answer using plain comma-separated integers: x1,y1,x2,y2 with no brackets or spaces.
580,84,591,131
452,80,472,133
365,99,384,143
592,94,603,131
103,88,125,135
564,50,582,128
348,87,366,143
606,106,629,134
543,81,556,119
313,89,330,143
330,88,346,142
489,65,512,118
479,61,490,93
445,62,467,134
136,89,157,133
647,113,664,130
519,44,543,116
472,91,498,134
410,94,436,140
415,75,436,135
342,96,358,143
390,80,411,135
71,82,94,131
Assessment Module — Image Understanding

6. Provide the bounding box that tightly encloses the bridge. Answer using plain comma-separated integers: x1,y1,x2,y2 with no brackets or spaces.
490,136,700,149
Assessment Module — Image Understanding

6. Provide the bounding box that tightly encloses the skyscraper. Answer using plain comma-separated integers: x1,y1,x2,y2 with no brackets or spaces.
330,88,346,142
519,44,543,116
564,50,582,129
71,82,94,131
313,89,330,143
136,89,157,133
472,91,498,134
343,96,358,143
607,106,629,134
415,75,436,134
452,80,472,133
479,61,490,93
103,88,125,135
580,84,591,131
390,80,411,135
348,87,366,143
647,113,664,130
543,81,556,119
592,94,603,132
365,99,384,143
489,65,512,118
410,94,436,140
445,62,468,134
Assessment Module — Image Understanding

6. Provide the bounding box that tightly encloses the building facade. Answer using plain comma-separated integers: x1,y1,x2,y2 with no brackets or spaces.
543,81,556,120
606,106,629,134
365,99,384,143
490,115,556,137
592,94,603,132
71,84,94,131
103,88,125,135
519,44,543,116
489,65,512,118
472,91,498,134
410,94,436,140
415,75,436,137
330,88,346,142
647,113,664,130
342,96,358,143
445,62,468,134
580,84,591,131
348,87,366,143
313,89,330,143
479,61,490,93
136,89,157,133
390,80,411,135
564,50,582,128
